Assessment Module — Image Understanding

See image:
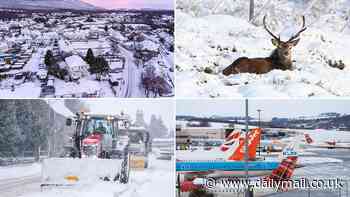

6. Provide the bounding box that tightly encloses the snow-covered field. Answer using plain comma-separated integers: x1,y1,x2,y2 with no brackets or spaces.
176,0,350,97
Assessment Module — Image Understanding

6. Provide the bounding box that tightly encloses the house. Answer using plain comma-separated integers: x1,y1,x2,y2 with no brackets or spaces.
101,54,125,72
135,40,160,62
64,55,89,80
109,72,123,87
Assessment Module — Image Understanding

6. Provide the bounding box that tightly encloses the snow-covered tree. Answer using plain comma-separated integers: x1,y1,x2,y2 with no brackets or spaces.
15,100,50,161
134,109,147,128
148,115,168,138
0,101,20,157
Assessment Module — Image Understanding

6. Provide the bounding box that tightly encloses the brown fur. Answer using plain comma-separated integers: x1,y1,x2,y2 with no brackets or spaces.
222,15,306,76
223,57,276,75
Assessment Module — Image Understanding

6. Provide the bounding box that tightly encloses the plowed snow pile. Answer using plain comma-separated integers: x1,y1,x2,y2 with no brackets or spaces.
176,0,350,97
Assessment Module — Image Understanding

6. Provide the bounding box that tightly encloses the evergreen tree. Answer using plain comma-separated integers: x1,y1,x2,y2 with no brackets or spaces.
94,56,109,75
44,50,55,67
15,100,50,161
85,48,95,66
134,109,147,127
148,115,168,138
0,100,19,157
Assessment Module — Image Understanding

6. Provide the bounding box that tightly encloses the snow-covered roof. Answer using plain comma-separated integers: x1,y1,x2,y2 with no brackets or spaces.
111,31,126,41
65,55,88,68
109,72,123,81
138,40,159,51
110,61,124,70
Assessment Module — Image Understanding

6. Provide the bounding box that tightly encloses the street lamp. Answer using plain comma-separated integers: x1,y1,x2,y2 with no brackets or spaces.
244,99,253,197
257,109,262,156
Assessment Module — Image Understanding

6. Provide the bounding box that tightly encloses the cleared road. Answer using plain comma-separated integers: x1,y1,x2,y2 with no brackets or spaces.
0,175,41,197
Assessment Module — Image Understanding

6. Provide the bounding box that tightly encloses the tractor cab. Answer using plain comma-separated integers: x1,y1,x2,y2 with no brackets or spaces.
66,112,131,159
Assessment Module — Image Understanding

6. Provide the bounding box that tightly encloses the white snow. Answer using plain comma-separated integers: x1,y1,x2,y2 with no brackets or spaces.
42,158,123,184
176,0,350,97
65,55,88,69
47,100,74,117
17,154,174,197
0,82,41,98
0,163,41,181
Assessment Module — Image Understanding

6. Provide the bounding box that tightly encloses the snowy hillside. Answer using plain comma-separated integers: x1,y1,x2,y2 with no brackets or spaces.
0,0,99,10
176,0,350,97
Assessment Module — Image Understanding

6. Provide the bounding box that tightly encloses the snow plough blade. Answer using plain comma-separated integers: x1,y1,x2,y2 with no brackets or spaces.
41,158,127,188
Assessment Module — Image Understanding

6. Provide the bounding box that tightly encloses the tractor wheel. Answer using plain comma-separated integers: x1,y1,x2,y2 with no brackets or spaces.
119,153,130,184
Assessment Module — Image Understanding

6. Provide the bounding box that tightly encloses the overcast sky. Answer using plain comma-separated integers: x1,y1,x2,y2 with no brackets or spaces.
177,99,350,120
84,99,175,128
81,0,173,10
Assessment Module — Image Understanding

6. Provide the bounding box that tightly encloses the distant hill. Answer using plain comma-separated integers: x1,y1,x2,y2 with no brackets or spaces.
0,0,101,11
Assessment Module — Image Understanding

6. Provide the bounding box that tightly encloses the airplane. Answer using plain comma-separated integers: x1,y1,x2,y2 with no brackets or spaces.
177,128,299,194
176,128,293,178
304,133,350,149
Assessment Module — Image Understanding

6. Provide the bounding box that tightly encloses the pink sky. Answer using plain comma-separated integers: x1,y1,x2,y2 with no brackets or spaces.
81,0,173,10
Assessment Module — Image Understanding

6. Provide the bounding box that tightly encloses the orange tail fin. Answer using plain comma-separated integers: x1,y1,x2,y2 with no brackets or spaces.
304,134,313,144
220,131,240,152
227,128,261,161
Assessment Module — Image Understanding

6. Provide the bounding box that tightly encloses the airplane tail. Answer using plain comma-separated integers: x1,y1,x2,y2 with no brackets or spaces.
304,134,313,144
265,155,298,191
268,144,298,191
220,130,240,152
227,128,262,161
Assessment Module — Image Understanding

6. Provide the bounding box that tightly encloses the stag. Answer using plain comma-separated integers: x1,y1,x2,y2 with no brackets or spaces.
223,16,307,76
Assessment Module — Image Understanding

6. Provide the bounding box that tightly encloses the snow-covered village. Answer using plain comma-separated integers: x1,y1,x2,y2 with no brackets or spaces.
176,0,350,98
0,4,174,98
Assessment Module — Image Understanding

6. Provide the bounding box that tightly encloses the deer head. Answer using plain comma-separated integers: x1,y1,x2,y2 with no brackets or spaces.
263,15,307,66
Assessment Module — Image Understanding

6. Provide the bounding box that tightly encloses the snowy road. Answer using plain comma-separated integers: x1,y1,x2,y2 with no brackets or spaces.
0,164,42,197
119,47,143,98
0,175,41,197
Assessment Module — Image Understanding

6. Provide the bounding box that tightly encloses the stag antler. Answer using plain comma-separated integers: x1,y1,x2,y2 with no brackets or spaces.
263,15,280,42
287,16,307,42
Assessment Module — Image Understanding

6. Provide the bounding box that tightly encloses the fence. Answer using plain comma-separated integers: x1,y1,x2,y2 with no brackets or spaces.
0,150,49,166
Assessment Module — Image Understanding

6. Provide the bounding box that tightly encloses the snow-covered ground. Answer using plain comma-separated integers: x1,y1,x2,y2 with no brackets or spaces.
176,0,350,97
0,163,41,181
0,154,174,197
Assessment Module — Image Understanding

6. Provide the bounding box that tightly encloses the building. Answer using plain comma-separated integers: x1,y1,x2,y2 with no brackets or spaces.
176,123,227,145
64,55,89,80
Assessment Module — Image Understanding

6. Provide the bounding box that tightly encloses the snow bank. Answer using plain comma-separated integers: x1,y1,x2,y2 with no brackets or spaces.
0,163,41,180
23,155,174,197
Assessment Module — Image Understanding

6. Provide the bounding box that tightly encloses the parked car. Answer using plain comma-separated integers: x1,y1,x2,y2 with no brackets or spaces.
37,69,48,80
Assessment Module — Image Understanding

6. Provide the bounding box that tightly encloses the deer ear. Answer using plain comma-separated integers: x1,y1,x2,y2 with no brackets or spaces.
291,38,300,46
271,38,279,47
